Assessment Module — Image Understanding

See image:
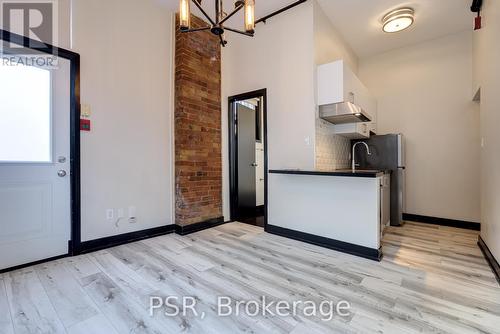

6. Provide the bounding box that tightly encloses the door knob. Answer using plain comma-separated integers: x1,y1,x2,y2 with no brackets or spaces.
251,163,258,167
57,170,67,177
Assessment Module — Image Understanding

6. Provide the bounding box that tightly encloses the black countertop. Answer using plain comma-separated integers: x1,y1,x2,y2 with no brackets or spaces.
269,169,388,178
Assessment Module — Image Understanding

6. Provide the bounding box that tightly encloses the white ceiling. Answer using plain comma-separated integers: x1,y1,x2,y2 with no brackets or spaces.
316,0,474,59
158,0,474,58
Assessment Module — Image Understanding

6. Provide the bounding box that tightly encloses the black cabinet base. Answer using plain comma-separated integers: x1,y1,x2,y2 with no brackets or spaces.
478,236,500,286
265,225,382,261
403,213,481,231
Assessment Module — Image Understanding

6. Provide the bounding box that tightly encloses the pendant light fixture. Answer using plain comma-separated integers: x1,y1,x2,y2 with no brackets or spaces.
244,0,255,33
179,0,191,31
382,8,415,33
178,0,308,46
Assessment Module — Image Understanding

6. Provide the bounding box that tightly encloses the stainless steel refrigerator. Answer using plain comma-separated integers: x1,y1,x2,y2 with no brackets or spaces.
354,134,406,226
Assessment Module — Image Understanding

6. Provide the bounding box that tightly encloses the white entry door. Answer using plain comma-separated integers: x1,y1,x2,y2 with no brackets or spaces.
0,57,71,270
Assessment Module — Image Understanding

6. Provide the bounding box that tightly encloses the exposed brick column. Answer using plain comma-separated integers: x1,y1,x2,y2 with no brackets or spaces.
174,14,223,227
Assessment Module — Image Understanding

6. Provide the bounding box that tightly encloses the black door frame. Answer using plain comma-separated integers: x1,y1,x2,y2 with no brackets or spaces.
228,89,268,227
0,30,82,260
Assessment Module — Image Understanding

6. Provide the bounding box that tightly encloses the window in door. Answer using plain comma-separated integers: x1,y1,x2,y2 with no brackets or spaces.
0,61,52,163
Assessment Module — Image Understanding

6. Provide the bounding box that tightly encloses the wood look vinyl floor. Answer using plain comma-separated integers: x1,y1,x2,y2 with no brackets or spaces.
1,221,499,334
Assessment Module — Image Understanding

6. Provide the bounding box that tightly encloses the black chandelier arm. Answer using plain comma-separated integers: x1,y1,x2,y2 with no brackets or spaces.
219,3,244,25
224,26,254,37
255,0,308,25
191,0,216,26
180,0,308,46
219,35,227,47
181,26,211,33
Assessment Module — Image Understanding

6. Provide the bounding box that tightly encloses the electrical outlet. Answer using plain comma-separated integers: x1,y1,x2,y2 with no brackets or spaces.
117,208,125,219
129,206,137,224
106,209,114,221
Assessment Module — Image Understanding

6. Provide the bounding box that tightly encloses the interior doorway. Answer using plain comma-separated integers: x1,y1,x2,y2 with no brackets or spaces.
228,89,267,227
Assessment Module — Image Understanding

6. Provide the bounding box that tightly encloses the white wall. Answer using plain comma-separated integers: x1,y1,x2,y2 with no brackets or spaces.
313,2,358,71
473,0,500,260
313,2,358,171
221,1,368,219
71,0,174,241
359,31,481,224
221,1,316,220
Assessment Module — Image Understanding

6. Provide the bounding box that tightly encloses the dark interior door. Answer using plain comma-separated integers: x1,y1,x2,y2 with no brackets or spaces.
237,104,256,214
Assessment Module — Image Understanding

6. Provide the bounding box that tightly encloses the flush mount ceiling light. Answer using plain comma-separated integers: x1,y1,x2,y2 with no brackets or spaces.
382,7,415,33
179,0,307,46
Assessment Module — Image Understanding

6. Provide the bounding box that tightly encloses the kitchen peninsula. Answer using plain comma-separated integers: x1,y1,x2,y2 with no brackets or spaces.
267,169,389,261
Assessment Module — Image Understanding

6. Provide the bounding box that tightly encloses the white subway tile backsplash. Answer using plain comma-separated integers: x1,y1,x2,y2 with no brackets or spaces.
315,118,351,171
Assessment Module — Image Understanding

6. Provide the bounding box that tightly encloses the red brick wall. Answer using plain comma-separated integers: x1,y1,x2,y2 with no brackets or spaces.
175,15,222,227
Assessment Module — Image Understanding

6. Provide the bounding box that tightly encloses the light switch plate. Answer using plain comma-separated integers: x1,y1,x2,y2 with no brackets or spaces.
81,104,91,118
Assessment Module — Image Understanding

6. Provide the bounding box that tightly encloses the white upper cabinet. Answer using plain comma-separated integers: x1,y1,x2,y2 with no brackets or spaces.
318,60,377,121
318,60,345,106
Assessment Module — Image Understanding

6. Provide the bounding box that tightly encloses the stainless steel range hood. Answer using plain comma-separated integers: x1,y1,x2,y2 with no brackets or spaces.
319,102,372,124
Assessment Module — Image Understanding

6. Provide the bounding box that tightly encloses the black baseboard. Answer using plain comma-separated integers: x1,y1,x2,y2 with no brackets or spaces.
1,218,230,274
79,224,176,254
175,217,226,236
403,213,481,231
478,236,500,286
0,254,69,274
266,224,382,261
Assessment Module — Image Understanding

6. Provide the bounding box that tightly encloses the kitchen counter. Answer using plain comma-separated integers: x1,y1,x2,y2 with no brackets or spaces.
267,171,384,261
269,169,388,178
